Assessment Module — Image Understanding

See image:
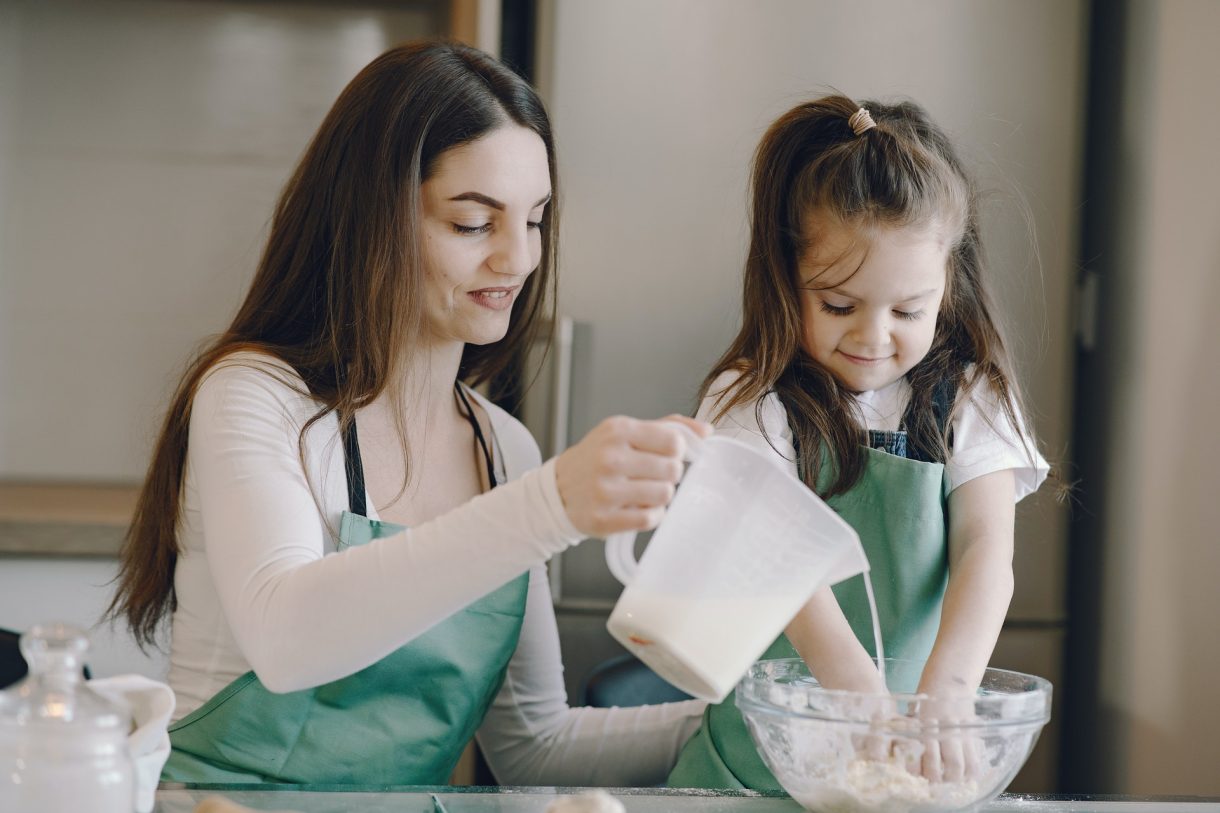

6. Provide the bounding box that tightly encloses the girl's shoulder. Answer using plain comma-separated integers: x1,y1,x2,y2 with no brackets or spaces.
949,364,1026,436
697,368,795,465
947,365,1049,501
698,368,783,422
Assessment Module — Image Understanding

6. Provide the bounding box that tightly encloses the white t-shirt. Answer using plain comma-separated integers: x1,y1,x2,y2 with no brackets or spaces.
168,352,705,786
699,369,1048,501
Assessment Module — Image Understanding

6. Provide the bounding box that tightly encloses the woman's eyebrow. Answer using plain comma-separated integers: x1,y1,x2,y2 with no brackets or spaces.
447,191,552,210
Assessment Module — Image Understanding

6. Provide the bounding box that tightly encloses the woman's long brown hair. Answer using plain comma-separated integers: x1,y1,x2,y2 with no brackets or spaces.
107,41,560,649
704,94,1031,497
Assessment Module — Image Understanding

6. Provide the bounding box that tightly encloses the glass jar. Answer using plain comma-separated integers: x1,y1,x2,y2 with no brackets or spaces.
0,623,134,812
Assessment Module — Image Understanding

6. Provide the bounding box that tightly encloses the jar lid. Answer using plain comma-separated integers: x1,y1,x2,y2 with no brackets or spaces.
0,623,128,731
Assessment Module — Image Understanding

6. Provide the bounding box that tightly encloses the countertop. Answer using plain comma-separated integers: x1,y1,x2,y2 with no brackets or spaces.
153,785,1220,812
0,482,135,557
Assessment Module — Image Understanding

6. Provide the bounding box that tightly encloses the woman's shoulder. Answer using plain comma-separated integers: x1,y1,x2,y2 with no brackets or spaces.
197,350,304,390
193,350,316,423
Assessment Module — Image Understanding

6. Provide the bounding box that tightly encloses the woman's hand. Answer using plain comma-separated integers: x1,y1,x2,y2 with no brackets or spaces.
553,414,711,538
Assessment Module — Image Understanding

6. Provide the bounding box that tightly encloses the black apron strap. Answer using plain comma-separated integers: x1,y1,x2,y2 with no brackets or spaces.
930,375,958,439
341,414,367,517
901,373,960,463
455,382,498,491
339,383,497,519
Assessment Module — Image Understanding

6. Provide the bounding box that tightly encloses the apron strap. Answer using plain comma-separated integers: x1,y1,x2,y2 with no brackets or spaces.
455,382,498,490
340,382,498,517
900,373,960,463
341,414,367,517
929,375,958,439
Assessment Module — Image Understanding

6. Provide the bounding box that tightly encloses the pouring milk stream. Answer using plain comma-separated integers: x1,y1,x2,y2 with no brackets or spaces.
605,426,884,702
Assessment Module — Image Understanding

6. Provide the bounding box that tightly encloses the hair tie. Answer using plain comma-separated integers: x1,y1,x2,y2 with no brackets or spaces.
848,107,877,136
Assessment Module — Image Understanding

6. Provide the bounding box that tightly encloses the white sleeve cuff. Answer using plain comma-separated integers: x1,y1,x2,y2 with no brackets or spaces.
537,457,585,547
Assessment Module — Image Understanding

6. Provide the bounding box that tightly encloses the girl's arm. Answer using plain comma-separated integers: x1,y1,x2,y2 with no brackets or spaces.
696,372,886,693
785,587,887,694
917,468,1016,696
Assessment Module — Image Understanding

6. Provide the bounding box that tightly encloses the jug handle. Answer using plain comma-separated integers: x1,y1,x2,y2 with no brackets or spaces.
604,423,706,585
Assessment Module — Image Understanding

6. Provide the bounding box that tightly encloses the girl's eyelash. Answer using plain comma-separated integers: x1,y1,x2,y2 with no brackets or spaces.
527,220,542,230
818,301,925,321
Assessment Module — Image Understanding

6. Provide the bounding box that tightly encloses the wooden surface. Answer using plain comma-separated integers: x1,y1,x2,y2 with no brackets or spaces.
0,482,136,557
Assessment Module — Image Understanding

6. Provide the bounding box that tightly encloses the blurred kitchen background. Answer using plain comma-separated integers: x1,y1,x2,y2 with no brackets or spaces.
0,0,1217,798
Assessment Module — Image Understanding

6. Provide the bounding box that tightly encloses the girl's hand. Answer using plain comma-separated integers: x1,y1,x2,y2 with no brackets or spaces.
905,690,982,783
553,415,711,538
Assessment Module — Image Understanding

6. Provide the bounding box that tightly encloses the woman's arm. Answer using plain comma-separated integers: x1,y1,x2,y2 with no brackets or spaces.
190,363,705,694
191,365,584,692
918,468,1016,695
476,566,707,786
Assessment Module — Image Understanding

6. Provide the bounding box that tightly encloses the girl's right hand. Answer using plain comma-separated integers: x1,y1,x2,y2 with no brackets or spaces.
553,415,711,538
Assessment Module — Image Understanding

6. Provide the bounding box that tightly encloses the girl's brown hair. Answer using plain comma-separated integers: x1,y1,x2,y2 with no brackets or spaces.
107,40,559,648
704,94,1030,496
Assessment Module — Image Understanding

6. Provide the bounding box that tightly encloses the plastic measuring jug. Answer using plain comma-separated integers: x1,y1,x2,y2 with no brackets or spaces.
604,430,869,702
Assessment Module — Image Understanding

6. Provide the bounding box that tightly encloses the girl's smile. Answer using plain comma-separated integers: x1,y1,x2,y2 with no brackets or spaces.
798,216,951,393
838,351,893,366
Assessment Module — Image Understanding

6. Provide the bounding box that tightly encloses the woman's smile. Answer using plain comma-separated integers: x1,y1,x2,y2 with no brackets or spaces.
468,285,520,311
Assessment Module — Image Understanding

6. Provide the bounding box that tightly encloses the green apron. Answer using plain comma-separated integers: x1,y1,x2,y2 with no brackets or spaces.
164,385,528,784
667,440,949,790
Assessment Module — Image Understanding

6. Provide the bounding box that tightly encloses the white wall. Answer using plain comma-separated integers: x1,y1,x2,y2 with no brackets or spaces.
0,0,440,481
1095,0,1220,794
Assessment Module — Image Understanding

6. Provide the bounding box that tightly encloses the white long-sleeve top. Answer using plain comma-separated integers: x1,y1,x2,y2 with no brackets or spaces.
167,353,705,785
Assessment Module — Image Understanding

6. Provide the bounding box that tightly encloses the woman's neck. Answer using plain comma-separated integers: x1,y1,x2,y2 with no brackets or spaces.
372,335,467,427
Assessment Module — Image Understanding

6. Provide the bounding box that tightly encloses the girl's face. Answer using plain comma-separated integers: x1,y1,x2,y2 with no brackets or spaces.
419,124,551,347
797,218,950,393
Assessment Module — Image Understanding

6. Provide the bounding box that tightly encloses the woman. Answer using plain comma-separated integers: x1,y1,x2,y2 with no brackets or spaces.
107,40,708,786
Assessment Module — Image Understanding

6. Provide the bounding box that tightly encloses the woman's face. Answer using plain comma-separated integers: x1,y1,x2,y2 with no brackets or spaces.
419,124,551,347
797,217,950,393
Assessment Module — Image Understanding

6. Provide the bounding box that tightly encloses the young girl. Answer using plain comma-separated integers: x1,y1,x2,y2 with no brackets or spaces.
667,95,1048,790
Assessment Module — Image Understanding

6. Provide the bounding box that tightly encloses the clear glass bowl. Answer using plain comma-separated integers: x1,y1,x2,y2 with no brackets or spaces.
737,658,1051,813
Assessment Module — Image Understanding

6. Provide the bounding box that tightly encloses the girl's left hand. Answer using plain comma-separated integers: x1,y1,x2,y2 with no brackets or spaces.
904,693,982,783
